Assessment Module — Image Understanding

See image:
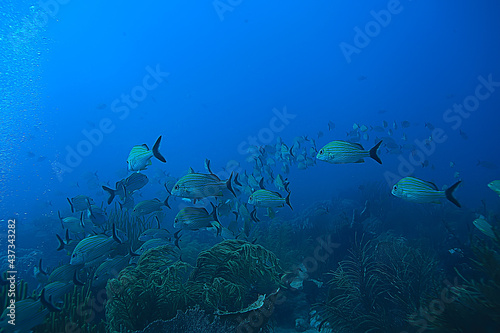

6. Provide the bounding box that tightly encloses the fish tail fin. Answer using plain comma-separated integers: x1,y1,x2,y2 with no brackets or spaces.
66,197,74,213
56,234,65,251
369,140,383,164
212,221,222,237
112,223,122,244
285,191,293,210
164,183,171,195
164,196,171,209
73,271,85,286
152,135,166,162
129,247,140,257
234,172,242,186
227,172,236,197
211,202,219,222
57,211,64,229
250,207,260,222
40,289,62,312
209,204,221,236
102,186,115,205
445,180,462,208
39,259,47,275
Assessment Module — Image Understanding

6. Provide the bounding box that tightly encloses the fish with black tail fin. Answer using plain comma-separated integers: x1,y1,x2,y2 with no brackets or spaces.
248,189,292,210
67,195,93,212
102,173,149,204
172,171,236,199
132,198,170,216
391,177,462,208
316,140,382,164
174,203,222,236
127,136,166,171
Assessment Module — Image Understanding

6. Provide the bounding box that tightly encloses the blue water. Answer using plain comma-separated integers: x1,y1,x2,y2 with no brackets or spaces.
1,0,500,331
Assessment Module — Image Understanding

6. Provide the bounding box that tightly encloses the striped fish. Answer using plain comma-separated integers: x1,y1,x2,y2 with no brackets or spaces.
87,205,107,226
93,255,132,287
316,140,382,164
171,171,235,200
40,281,73,302
488,180,500,196
473,216,495,238
58,211,85,234
391,177,461,207
248,189,292,210
48,263,83,283
70,230,121,266
0,299,48,332
66,195,93,212
102,173,149,204
136,238,169,255
127,136,166,171
132,198,170,216
174,204,222,234
139,228,171,242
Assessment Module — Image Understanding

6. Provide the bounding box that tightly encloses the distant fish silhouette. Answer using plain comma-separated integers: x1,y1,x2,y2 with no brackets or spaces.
477,160,498,169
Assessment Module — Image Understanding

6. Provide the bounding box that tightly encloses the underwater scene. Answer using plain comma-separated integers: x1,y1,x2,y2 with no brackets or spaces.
1,1,500,332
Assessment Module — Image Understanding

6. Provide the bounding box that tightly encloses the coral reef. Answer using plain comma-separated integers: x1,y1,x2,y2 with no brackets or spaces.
428,232,500,332
105,240,284,332
133,306,236,333
318,235,441,332
190,239,283,313
106,244,186,332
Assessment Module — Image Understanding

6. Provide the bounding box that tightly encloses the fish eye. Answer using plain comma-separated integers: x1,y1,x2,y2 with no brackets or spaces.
249,196,253,200
393,186,397,190
319,149,323,155
175,185,179,190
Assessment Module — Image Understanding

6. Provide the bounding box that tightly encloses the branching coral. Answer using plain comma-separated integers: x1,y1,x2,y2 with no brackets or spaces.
428,234,500,332
105,245,185,333
318,235,441,333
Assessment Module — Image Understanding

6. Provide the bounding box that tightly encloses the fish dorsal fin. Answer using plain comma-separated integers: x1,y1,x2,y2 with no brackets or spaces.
408,177,439,190
142,144,149,150
425,181,439,191
349,142,364,150
205,159,213,174
271,191,283,198
188,167,195,174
